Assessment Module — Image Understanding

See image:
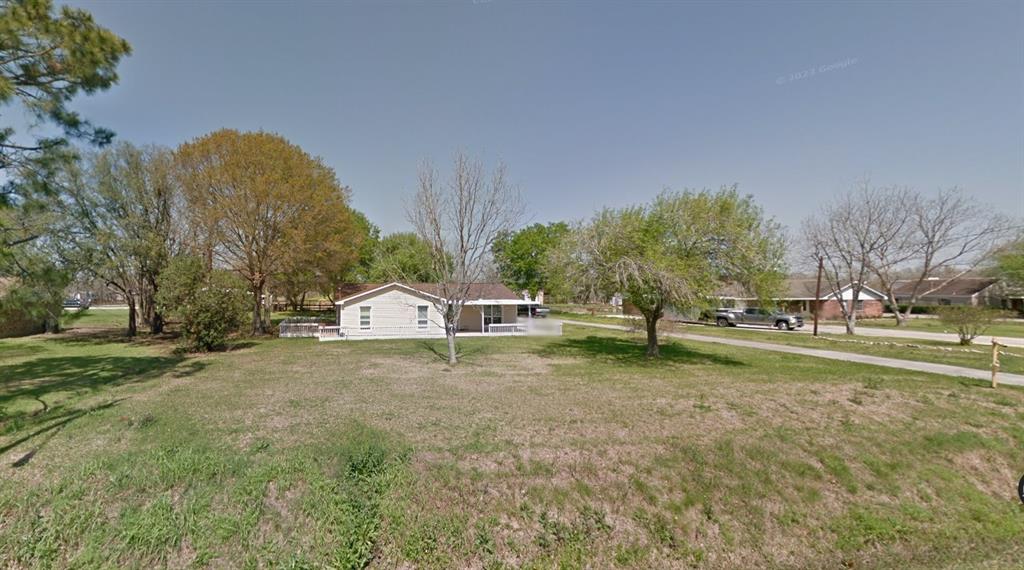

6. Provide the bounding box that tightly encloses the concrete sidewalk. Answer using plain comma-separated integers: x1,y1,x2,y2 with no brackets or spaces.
807,323,1024,348
559,319,1024,388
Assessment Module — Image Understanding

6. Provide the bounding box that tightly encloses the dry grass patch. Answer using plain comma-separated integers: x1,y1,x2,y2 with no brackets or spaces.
2,325,1024,568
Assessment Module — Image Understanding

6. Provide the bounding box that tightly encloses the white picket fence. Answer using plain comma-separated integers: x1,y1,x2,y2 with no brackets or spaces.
278,322,324,338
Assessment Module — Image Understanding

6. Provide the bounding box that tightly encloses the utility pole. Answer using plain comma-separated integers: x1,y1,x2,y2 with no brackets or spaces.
813,256,823,337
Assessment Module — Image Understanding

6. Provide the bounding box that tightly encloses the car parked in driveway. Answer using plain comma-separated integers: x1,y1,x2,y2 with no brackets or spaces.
715,308,804,330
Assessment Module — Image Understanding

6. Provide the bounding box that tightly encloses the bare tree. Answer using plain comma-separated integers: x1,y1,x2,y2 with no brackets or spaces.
879,188,1012,324
802,182,909,334
806,182,1014,332
407,153,524,365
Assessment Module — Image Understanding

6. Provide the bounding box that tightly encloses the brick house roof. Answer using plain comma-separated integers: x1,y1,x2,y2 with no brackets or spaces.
717,278,881,300
890,277,999,297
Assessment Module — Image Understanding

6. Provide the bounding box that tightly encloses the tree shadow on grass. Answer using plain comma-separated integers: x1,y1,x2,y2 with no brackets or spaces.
536,335,745,368
0,342,47,362
417,339,490,364
48,329,179,348
0,354,207,414
3,399,124,466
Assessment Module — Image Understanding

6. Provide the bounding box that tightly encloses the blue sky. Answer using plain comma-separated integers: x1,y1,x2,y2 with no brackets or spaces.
68,0,1023,234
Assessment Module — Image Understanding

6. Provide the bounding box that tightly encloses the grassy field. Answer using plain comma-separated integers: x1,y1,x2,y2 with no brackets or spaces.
2,320,1024,568
664,322,1024,376
829,317,1024,339
554,311,1024,375
60,307,133,329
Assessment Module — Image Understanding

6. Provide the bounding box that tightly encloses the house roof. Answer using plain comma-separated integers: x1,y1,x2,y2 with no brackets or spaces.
717,278,884,300
890,277,999,297
335,282,525,305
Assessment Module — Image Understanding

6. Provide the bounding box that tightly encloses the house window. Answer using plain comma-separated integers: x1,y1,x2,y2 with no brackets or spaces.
359,306,371,329
939,298,952,306
417,305,429,329
855,300,865,311
483,305,503,328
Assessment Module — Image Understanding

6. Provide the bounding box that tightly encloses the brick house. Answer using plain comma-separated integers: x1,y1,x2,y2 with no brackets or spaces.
892,276,1003,307
717,278,886,319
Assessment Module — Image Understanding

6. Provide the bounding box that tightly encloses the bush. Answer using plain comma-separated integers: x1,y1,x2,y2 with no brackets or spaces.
892,304,941,315
935,305,1003,346
155,256,248,351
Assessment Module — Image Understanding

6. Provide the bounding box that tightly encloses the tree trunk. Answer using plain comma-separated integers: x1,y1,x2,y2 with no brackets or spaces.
645,313,660,358
44,309,60,334
886,291,906,327
260,288,268,329
151,311,164,334
252,281,266,335
899,303,915,326
842,300,856,335
446,326,458,365
127,297,138,338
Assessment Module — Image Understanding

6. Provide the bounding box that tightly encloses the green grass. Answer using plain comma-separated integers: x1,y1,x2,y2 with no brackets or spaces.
2,319,1024,568
832,316,1024,338
667,322,1024,375
553,310,1024,375
61,307,131,329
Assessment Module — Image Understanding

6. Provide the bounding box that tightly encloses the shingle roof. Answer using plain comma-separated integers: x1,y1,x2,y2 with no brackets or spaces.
891,277,999,297
718,278,826,300
335,282,522,303
717,278,879,300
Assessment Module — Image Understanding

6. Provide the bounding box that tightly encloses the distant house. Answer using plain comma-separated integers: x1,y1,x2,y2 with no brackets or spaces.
328,282,554,340
890,277,1022,312
717,278,886,319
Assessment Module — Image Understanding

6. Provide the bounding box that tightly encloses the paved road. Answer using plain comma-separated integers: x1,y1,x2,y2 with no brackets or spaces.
559,319,1024,388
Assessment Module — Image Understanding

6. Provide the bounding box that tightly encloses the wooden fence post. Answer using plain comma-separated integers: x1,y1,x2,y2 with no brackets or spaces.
991,338,1002,389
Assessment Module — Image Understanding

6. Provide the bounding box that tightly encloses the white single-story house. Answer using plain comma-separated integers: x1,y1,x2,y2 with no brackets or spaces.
321,282,558,341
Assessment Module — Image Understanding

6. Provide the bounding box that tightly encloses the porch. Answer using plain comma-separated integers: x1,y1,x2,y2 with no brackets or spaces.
314,319,560,342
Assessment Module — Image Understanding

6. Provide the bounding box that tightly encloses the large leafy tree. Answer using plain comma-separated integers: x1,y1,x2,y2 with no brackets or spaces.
176,129,361,334
1,0,131,237
492,222,569,297
365,232,439,283
0,0,129,330
555,187,785,357
339,210,380,286
993,238,1024,289
54,143,181,336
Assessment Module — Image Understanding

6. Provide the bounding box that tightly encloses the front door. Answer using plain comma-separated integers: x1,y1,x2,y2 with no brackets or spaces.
482,305,503,331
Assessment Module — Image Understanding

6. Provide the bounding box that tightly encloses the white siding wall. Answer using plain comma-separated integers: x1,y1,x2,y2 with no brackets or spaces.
340,286,444,338
833,287,884,301
458,306,482,332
